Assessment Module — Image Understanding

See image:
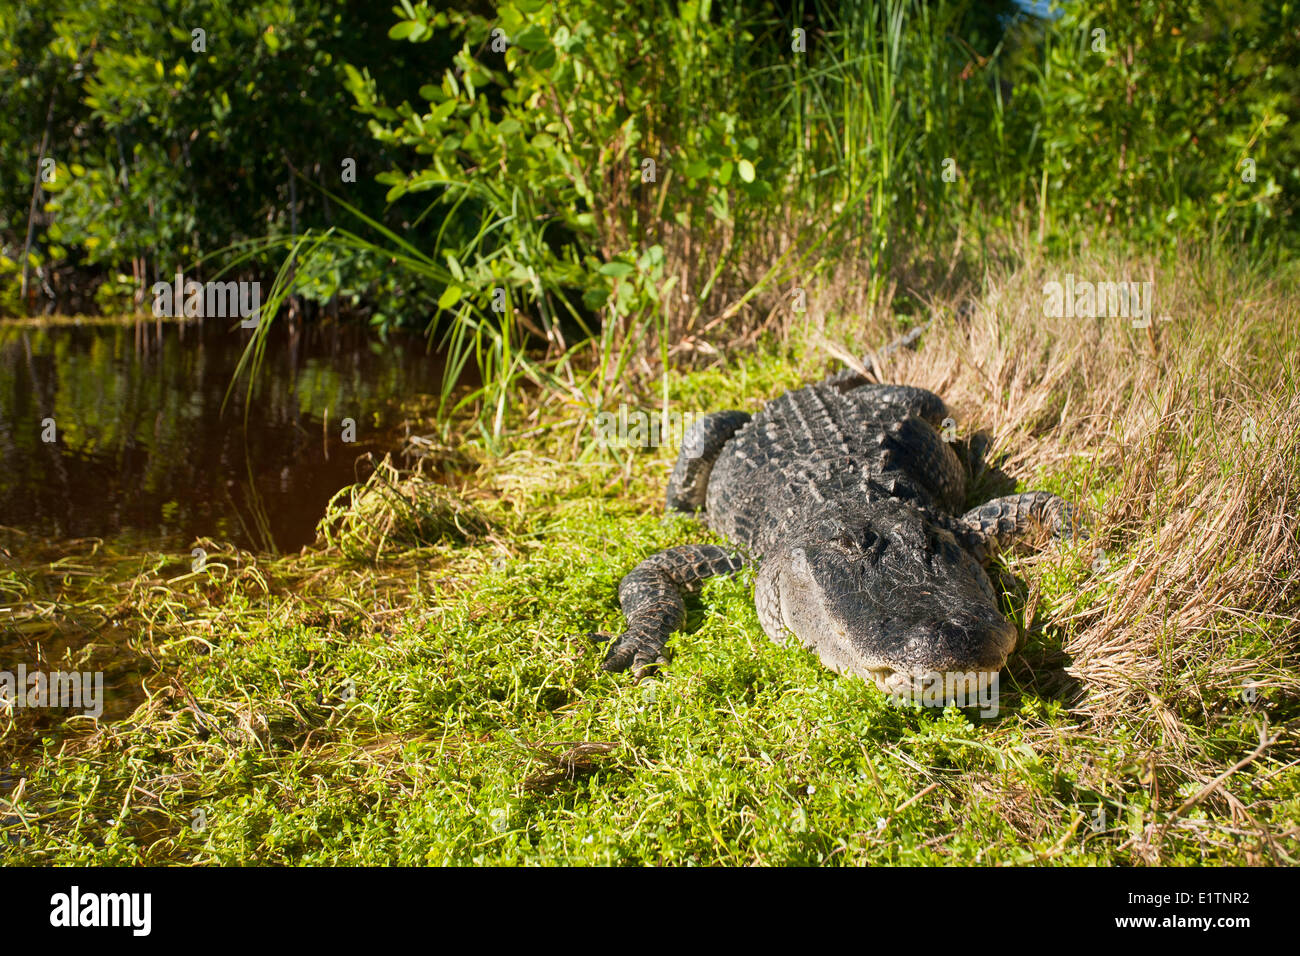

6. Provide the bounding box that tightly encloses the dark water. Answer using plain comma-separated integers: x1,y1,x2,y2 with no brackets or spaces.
0,317,447,553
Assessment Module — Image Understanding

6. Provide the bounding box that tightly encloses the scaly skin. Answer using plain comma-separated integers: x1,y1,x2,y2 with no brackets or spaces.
591,371,1082,691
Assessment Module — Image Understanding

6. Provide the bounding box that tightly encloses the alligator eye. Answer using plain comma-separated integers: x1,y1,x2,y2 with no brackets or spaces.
820,522,878,552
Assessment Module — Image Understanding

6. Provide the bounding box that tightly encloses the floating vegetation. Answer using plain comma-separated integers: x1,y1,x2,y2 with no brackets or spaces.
317,455,492,560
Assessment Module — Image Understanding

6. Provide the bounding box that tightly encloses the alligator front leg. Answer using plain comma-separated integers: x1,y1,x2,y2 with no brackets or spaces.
957,491,1084,562
592,544,744,677
666,410,750,512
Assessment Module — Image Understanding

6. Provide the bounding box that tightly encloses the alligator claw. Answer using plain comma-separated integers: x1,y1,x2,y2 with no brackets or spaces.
631,650,668,681
1057,503,1090,541
593,630,670,676
595,631,635,671
588,631,640,672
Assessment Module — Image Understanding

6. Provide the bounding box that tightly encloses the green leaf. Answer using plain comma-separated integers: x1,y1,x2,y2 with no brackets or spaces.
737,159,755,183
438,285,464,309
599,262,635,278
582,286,610,310
513,26,549,52
445,253,465,282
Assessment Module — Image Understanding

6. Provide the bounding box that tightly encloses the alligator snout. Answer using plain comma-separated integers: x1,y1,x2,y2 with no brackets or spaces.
854,616,1014,698
848,614,1014,697
902,616,1018,674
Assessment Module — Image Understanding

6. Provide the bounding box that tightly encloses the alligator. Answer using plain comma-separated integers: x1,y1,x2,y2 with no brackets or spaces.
589,359,1081,697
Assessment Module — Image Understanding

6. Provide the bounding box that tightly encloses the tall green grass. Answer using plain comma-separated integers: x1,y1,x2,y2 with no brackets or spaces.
233,2,1018,432
234,0,1297,437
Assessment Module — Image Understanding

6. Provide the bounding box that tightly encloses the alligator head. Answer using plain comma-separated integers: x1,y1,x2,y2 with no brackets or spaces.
755,497,1016,699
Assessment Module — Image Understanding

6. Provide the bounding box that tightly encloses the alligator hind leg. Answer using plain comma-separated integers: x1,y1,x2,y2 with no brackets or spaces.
591,544,744,677
957,491,1085,563
666,410,750,512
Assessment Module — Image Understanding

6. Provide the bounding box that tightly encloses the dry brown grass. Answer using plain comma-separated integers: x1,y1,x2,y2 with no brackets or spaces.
801,243,1300,860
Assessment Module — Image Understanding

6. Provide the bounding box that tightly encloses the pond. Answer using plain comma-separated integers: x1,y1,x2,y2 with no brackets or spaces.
0,316,449,554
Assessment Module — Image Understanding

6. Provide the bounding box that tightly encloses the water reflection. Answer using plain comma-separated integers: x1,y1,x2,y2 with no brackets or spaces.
0,317,445,552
